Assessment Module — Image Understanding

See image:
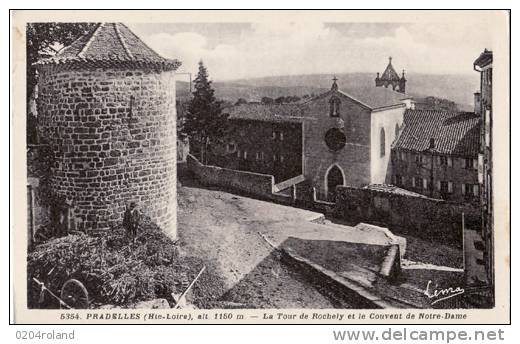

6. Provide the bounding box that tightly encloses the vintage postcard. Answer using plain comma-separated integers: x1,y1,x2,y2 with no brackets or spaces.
11,10,510,324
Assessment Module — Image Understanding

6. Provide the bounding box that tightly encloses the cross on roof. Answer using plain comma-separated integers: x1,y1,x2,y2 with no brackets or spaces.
331,76,338,90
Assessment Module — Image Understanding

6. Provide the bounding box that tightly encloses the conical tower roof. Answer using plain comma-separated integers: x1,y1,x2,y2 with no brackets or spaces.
380,57,400,81
35,23,181,71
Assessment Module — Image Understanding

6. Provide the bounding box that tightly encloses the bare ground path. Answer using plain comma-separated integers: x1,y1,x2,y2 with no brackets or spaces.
177,164,463,308
177,166,347,308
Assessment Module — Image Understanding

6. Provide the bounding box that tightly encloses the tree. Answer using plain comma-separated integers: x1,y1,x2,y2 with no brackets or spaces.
26,23,97,144
261,97,274,105
235,98,248,106
183,61,229,164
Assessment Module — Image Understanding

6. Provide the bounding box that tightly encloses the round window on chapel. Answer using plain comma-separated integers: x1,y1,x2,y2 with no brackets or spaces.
324,128,347,151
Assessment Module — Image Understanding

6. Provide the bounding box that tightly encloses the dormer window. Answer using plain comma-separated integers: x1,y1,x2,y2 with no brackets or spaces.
329,96,341,117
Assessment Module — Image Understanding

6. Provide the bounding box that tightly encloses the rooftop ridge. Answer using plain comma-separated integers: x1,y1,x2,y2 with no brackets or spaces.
35,22,181,71
78,23,103,58
114,23,133,59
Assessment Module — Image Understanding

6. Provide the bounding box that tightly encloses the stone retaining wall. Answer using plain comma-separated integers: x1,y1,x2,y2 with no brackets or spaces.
334,185,480,247
187,154,275,197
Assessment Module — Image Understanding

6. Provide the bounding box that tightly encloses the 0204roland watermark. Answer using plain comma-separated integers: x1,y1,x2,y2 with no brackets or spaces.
15,330,75,340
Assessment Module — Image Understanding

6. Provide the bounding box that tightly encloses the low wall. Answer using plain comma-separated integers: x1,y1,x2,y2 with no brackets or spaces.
334,186,481,248
187,154,275,197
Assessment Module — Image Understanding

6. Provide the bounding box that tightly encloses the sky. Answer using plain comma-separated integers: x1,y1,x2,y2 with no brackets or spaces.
128,21,495,81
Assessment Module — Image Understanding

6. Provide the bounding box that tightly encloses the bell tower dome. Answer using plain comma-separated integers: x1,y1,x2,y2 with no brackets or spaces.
376,57,406,93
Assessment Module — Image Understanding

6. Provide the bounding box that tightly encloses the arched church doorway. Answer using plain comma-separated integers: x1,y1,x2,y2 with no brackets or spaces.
326,164,345,202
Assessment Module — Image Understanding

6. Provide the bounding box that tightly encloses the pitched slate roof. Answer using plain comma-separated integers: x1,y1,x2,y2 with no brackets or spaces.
227,103,305,122
380,58,400,81
393,110,481,157
35,23,181,71
338,86,410,110
473,49,493,69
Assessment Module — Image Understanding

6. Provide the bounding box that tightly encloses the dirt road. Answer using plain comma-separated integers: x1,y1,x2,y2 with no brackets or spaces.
177,166,350,308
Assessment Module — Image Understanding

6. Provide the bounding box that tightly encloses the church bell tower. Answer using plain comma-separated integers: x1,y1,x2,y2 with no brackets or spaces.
375,57,407,94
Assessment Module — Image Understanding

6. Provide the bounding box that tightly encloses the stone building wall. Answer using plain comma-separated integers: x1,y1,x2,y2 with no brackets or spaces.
302,93,372,200
206,119,303,183
391,148,479,204
369,106,405,184
36,66,177,237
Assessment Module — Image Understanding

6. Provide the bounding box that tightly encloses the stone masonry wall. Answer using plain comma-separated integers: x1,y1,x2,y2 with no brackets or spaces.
37,66,177,238
187,154,275,197
334,186,481,247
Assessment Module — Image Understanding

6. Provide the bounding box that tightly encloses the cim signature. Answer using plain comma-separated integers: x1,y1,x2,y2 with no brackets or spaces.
423,280,465,305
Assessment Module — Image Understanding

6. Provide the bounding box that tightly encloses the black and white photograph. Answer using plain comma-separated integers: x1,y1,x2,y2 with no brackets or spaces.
11,9,510,324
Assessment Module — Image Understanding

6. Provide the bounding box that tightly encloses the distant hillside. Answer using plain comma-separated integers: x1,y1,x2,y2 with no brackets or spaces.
177,72,479,111
176,81,326,104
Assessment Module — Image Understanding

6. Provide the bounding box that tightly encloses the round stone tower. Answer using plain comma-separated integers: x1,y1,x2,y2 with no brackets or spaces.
35,23,181,238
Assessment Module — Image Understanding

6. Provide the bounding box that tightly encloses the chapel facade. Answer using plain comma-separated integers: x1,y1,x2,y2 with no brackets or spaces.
207,74,413,201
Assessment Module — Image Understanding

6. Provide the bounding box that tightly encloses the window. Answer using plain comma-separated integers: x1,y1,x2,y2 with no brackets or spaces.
325,128,347,151
485,110,491,147
380,128,386,157
412,176,424,189
243,150,248,160
462,183,472,196
272,130,284,141
415,154,423,164
438,156,452,167
256,152,261,161
227,143,236,153
462,184,480,198
395,175,403,186
439,181,453,194
423,178,429,190
329,96,341,117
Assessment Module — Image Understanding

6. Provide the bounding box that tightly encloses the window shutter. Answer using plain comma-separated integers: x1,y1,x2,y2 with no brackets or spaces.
423,178,428,189
437,156,441,165
473,184,479,196
473,158,478,169
448,157,453,167
448,181,453,193
412,177,416,187
437,181,441,191
461,183,466,195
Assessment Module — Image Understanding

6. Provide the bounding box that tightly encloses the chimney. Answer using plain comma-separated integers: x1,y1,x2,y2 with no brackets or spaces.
474,92,481,115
